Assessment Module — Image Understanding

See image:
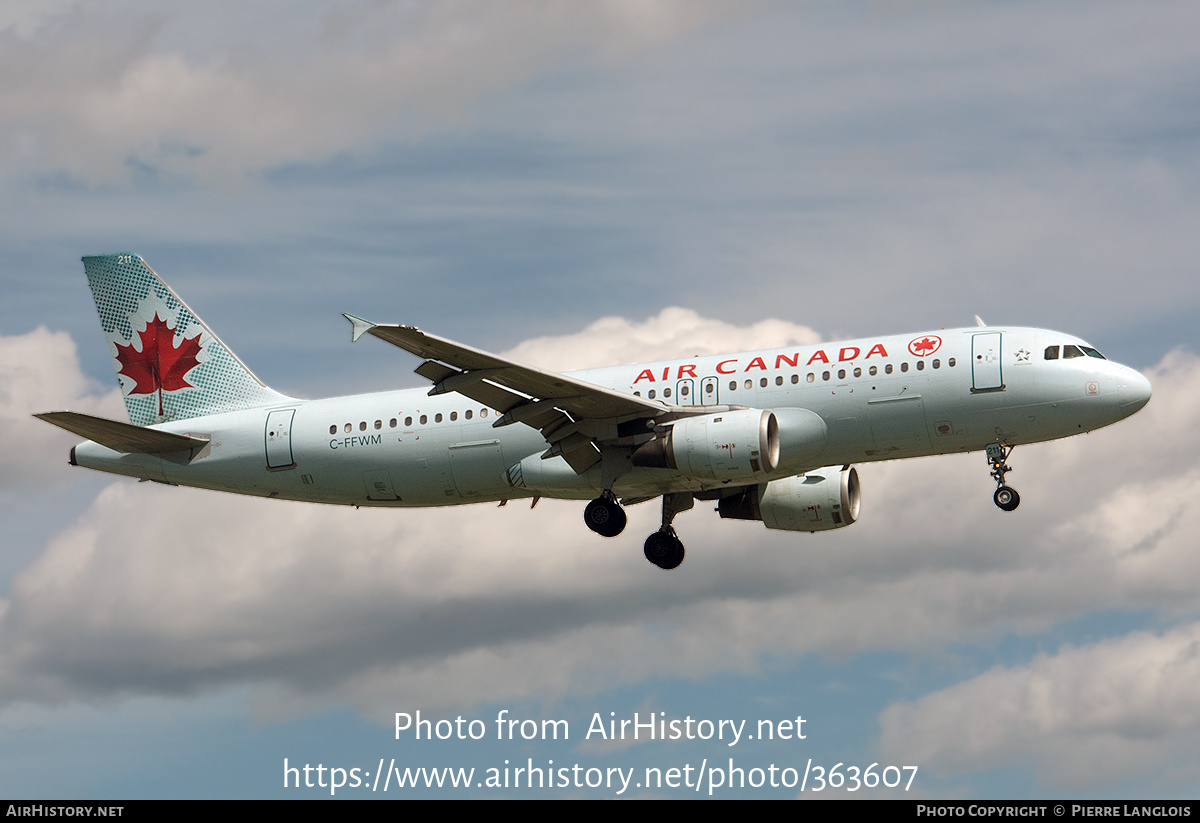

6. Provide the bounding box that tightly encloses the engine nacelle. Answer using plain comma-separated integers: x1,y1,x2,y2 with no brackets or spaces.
633,409,779,483
718,466,861,532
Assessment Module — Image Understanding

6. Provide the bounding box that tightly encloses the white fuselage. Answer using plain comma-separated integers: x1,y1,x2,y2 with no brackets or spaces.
73,326,1151,506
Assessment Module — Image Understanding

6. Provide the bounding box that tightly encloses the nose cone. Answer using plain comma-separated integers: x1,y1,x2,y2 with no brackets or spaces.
1118,369,1152,415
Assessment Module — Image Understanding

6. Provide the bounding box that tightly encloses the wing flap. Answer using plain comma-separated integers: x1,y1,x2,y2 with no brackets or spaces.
34,411,210,455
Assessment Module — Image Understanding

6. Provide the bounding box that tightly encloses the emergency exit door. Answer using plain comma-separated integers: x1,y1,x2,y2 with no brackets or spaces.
265,409,296,469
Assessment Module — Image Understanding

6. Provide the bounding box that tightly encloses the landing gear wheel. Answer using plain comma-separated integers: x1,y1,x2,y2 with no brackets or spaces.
993,485,1020,512
584,495,627,537
985,443,1020,512
643,529,685,570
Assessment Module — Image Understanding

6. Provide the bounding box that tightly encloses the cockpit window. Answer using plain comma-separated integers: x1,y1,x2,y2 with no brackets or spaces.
1044,345,1059,360
1062,345,1084,359
1080,346,1106,359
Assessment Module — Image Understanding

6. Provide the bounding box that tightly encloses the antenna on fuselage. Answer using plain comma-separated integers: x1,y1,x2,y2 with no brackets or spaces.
975,315,987,327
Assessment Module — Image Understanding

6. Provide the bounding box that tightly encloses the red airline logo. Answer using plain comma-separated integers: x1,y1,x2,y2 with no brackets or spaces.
908,335,941,357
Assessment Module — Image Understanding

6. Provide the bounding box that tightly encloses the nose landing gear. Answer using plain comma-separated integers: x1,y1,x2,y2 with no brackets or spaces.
986,443,1020,512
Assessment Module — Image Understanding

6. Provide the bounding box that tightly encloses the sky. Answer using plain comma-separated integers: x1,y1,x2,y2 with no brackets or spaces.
1,0,1198,799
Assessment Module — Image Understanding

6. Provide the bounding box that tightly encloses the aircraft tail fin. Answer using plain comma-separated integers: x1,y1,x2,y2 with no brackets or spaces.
83,254,293,426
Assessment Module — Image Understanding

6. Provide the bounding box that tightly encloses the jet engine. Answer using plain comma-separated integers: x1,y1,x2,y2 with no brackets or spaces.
717,466,860,532
633,409,779,483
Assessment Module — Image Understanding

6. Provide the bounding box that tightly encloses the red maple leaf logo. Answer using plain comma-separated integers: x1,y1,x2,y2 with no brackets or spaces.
115,313,202,416
908,335,941,357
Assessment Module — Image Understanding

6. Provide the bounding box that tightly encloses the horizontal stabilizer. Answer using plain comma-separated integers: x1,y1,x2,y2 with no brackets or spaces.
34,411,210,455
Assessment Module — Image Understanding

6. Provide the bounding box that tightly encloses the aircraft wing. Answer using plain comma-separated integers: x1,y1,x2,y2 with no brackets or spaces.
345,315,669,473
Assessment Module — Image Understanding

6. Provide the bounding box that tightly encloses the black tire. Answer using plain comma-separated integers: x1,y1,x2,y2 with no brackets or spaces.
584,497,627,537
644,531,685,569
993,486,1020,512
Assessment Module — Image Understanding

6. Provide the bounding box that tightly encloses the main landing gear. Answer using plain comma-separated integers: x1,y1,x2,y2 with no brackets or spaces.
644,528,684,570
583,492,627,537
583,491,694,570
643,493,693,571
986,443,1020,512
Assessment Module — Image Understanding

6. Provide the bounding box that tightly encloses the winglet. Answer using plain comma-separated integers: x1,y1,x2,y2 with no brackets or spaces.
343,314,377,343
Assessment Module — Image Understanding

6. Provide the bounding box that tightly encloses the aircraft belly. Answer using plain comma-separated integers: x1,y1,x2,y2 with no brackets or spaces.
865,394,931,456
74,442,169,483
448,440,508,498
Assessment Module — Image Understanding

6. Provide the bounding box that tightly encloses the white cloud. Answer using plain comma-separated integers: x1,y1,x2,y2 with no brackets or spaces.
0,1,739,184
501,306,821,370
0,328,124,490
878,622,1200,790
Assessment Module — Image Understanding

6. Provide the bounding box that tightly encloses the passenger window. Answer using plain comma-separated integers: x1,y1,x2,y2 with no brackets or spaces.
791,374,799,384
648,389,656,399
853,367,861,378
465,410,472,420
729,381,737,391
932,359,940,369
869,366,877,376
633,391,640,397
344,423,352,433
374,420,382,429
681,384,689,397
390,418,397,428
776,376,783,386
885,364,893,374
948,358,956,367
760,378,767,388
745,380,752,389
435,413,443,423
901,363,909,373
837,369,846,379
404,416,412,427
663,388,671,398
329,425,337,435
359,421,367,431
916,361,924,371
450,412,457,421
806,373,815,383
1063,345,1084,359
481,408,488,418
1045,346,1059,360
822,371,830,381
419,415,427,425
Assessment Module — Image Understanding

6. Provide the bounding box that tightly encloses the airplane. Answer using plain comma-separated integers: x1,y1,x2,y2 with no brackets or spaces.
36,254,1152,570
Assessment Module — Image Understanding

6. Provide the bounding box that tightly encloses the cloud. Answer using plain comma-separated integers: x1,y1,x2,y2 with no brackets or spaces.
501,306,821,370
878,622,1200,790
0,328,124,490
0,1,739,184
